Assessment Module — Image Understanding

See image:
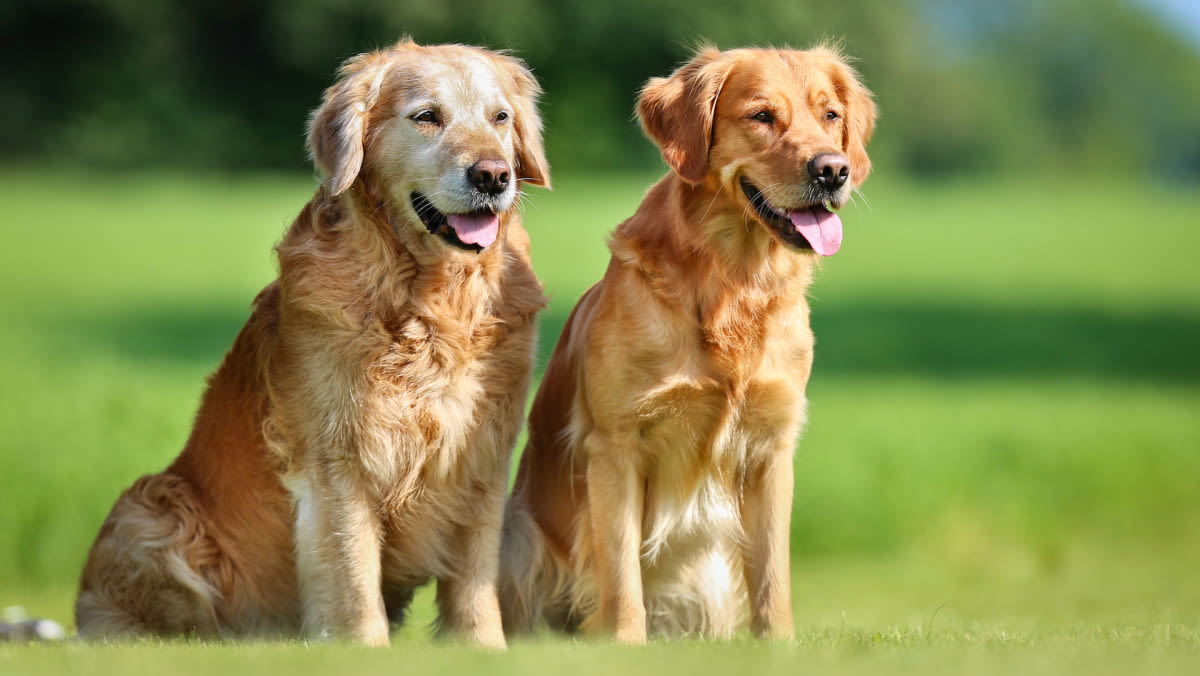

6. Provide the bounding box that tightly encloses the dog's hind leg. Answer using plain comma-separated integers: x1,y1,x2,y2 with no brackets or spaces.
75,473,223,639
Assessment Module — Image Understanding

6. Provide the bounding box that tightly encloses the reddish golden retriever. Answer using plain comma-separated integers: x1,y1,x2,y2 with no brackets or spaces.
499,45,876,642
75,39,550,647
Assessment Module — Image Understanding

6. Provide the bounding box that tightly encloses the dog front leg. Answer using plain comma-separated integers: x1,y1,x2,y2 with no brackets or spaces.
436,473,507,649
583,432,647,644
740,447,795,640
292,472,389,646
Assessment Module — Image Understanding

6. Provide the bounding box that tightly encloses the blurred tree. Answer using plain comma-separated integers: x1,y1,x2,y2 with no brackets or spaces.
1,0,1197,176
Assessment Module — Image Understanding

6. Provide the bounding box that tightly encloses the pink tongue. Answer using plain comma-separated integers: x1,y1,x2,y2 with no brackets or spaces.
789,207,843,256
446,212,500,248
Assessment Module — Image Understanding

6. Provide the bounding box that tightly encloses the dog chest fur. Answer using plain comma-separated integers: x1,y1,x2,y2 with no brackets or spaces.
276,241,540,584
631,333,810,564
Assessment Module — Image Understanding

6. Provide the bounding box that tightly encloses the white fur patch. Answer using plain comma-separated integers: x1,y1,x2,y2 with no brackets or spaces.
642,473,741,567
283,475,322,628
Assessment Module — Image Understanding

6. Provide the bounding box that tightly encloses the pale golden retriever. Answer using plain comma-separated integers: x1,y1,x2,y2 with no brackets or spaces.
75,39,550,648
499,45,875,642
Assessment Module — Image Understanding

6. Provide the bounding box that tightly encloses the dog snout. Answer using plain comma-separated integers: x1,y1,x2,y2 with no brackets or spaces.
807,153,850,190
467,159,511,196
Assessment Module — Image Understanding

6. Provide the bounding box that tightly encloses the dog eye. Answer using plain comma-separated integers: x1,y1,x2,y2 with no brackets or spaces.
411,110,440,125
825,110,840,122
751,110,774,124
494,111,510,124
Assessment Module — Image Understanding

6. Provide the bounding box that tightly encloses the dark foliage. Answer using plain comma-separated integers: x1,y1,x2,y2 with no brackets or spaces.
2,0,1198,176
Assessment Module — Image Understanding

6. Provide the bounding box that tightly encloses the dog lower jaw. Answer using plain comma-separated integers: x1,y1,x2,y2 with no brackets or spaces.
409,192,498,252
739,178,843,254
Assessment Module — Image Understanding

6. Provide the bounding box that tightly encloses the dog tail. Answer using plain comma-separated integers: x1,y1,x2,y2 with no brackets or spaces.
497,495,544,635
75,473,223,639
499,493,584,635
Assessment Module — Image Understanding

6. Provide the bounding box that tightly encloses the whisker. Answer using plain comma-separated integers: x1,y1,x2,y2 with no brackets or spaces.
848,186,873,214
697,187,724,226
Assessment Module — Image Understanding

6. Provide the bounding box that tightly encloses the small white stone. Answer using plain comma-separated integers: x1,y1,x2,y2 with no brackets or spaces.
34,619,67,641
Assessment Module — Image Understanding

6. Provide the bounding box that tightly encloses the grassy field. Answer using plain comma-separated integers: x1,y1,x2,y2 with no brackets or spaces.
1,169,1198,672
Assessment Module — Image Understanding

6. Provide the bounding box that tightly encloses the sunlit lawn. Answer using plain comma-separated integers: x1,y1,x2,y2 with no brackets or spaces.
0,168,1197,672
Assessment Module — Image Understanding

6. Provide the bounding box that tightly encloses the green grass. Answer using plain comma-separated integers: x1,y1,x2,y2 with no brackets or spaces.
4,625,1199,676
0,168,1198,671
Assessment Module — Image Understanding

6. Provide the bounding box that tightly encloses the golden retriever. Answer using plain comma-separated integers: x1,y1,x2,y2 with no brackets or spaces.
498,45,875,643
74,39,550,648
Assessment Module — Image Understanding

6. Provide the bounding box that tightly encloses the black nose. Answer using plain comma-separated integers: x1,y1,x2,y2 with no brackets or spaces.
808,153,850,190
467,159,511,195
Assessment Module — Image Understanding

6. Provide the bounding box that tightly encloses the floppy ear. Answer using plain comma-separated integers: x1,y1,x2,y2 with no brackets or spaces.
495,53,551,189
831,60,877,187
636,48,731,184
307,50,394,196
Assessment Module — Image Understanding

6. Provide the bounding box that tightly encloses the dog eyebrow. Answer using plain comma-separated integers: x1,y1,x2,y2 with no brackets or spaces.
402,100,440,115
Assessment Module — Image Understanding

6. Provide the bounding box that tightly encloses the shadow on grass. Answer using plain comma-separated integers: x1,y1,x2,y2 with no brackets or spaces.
538,301,1200,384
63,302,253,366
810,302,1200,383
60,299,1200,384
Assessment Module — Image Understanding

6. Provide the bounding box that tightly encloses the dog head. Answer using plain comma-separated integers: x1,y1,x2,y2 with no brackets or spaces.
308,39,550,252
637,45,875,256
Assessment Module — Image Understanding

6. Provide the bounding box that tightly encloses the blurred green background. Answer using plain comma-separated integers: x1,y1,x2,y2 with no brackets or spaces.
1,0,1199,660
4,0,1200,176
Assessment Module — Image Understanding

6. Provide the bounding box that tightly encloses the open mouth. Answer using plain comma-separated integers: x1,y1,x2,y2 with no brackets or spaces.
740,179,843,256
410,192,501,251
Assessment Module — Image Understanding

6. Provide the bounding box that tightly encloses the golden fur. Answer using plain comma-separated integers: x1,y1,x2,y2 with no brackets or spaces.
75,39,550,648
498,46,876,642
